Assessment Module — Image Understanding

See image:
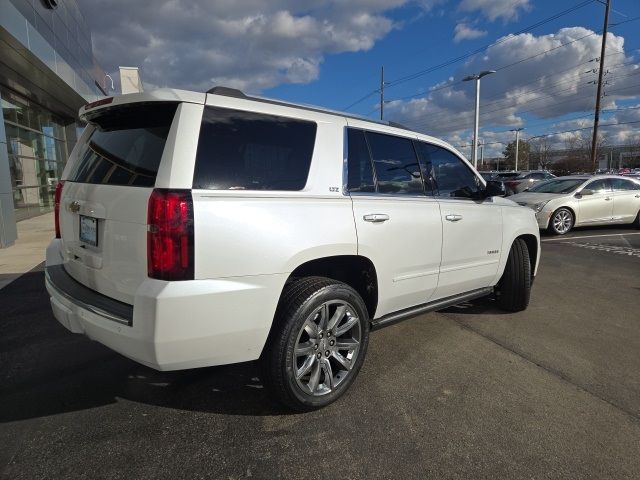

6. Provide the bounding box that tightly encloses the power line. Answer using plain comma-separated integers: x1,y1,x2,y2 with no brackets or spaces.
453,118,640,149
386,0,598,88
407,65,640,133
343,0,598,110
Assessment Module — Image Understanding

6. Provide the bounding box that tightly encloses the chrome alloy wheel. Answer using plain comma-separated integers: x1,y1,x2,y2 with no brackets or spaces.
293,300,362,396
552,209,573,234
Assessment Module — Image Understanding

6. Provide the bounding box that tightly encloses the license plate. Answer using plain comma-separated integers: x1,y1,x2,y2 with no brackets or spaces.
79,215,98,246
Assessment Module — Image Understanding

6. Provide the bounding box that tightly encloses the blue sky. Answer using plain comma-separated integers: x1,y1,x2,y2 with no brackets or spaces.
266,0,640,156
84,0,640,156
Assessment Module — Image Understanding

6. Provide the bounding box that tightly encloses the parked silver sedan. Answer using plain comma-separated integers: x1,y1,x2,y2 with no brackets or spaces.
509,175,640,235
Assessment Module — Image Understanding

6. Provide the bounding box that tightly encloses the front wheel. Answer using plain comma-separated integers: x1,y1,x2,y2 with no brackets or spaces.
548,207,574,235
260,277,370,411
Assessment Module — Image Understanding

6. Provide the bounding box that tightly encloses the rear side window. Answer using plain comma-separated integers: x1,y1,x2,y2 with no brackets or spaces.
611,178,640,191
193,107,317,190
346,129,375,193
366,132,423,195
69,103,177,187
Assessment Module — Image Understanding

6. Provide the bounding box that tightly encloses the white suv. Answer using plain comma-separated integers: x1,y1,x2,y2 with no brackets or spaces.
46,87,540,410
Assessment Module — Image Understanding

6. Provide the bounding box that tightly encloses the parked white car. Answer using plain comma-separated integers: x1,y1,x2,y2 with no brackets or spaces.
509,175,640,235
46,87,540,410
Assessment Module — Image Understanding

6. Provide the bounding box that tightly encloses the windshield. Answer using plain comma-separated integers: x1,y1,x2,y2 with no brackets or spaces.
528,178,584,194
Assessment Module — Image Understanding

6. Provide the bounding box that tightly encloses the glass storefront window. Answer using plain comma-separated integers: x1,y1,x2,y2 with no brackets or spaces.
1,86,70,221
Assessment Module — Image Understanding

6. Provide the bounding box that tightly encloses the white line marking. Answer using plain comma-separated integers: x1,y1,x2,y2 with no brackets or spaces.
542,232,640,242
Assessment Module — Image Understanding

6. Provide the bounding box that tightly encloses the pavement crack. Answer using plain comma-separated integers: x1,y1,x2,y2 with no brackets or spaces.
446,315,640,424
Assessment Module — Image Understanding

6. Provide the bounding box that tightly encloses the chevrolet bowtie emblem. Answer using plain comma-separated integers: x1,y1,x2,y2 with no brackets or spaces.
69,201,81,213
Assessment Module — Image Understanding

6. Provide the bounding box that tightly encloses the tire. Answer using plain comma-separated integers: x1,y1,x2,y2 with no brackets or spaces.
548,207,574,235
496,239,531,312
634,211,640,229
260,276,370,411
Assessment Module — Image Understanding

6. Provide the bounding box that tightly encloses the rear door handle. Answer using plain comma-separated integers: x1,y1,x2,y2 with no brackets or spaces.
363,214,389,223
604,197,612,201
445,214,463,222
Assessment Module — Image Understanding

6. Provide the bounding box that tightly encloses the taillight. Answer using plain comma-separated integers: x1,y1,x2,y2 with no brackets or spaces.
54,181,65,238
147,189,194,281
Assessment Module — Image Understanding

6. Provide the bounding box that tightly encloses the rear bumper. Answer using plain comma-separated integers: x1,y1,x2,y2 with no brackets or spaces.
45,253,286,371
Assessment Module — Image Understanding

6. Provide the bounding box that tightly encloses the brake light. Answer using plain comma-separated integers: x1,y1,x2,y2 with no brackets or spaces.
147,189,194,281
54,181,65,238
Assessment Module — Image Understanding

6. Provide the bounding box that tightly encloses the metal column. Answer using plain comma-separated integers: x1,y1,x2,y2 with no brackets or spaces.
0,89,18,248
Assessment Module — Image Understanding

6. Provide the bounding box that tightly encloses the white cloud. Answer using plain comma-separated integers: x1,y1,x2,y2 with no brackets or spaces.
454,23,487,42
384,27,640,156
459,0,531,22
79,0,432,93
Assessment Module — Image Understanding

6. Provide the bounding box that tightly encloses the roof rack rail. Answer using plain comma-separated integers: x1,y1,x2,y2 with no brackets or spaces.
206,86,247,98
204,85,417,134
387,121,413,131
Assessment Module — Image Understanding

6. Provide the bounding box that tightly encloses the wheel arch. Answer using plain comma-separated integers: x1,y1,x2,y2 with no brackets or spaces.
551,205,576,226
282,255,379,320
516,233,538,280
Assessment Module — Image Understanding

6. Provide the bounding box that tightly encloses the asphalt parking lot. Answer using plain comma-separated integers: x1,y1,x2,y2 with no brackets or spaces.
1,227,640,480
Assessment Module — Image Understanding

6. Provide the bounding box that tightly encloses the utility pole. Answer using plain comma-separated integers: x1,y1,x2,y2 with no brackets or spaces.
590,0,611,169
380,66,385,121
510,128,524,171
479,139,484,167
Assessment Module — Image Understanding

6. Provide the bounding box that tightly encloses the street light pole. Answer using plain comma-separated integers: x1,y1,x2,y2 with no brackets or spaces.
463,70,496,169
510,127,524,171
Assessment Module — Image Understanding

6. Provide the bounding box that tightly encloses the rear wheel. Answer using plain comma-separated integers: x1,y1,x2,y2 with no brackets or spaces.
496,238,531,312
548,207,574,235
634,211,640,229
260,277,369,411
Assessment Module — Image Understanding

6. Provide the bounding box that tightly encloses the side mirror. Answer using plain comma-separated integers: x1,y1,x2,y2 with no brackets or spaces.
577,188,594,196
484,180,506,197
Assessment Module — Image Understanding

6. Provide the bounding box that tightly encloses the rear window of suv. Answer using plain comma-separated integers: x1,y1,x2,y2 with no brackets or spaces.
69,102,177,187
193,106,317,191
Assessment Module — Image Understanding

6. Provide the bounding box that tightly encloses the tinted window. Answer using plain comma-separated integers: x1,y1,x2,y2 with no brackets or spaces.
526,172,545,180
416,142,481,199
346,129,375,193
585,179,611,192
70,103,177,187
366,132,423,195
193,107,317,190
611,178,640,191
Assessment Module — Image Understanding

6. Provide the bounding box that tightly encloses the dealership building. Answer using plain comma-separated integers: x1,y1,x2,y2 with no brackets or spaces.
0,0,107,247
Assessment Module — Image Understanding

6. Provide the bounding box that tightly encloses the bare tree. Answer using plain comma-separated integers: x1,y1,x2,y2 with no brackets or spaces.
530,137,553,170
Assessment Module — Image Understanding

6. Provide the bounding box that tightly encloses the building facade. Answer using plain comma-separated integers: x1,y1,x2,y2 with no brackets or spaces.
0,0,106,247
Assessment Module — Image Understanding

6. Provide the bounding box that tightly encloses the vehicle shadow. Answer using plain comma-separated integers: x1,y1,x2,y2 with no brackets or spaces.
0,267,292,422
440,296,510,316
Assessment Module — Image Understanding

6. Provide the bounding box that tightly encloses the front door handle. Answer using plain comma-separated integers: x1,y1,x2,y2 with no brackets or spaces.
604,197,611,201
363,214,389,223
635,194,640,198
445,214,463,222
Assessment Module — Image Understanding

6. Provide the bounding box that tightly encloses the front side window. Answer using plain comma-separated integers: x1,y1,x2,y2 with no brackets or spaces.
365,132,424,195
415,142,482,199
585,179,611,193
193,107,317,190
611,178,640,191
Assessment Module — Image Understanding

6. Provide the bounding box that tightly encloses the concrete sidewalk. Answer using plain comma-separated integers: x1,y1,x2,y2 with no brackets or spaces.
0,212,53,290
